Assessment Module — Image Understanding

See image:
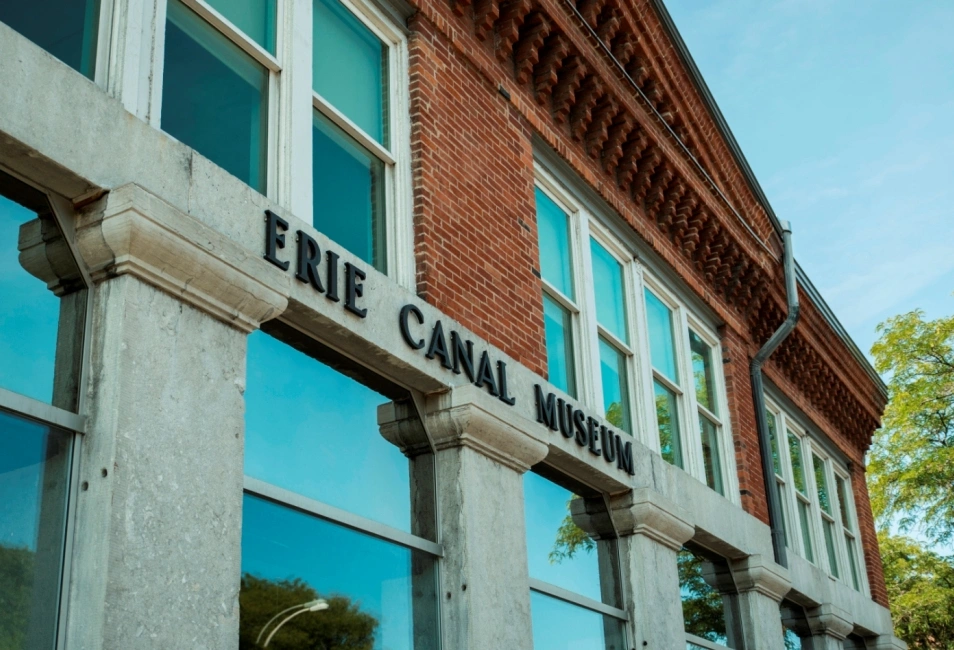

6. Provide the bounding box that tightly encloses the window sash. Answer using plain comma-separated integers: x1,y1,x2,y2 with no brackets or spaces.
244,476,442,557
529,579,628,621
313,90,394,164
180,0,281,71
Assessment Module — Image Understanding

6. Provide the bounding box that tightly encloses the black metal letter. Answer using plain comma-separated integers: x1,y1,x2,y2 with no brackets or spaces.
589,425,603,457
425,321,452,368
617,437,635,475
557,400,573,438
344,262,367,317
451,332,475,380
399,304,425,350
497,360,516,405
326,250,340,302
264,210,290,271
296,230,324,292
475,351,499,396
535,385,558,430
573,409,587,444
603,429,617,463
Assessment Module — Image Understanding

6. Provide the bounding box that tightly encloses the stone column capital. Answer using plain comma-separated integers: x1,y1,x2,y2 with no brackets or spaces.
379,385,549,473
609,487,695,551
804,603,855,642
74,183,289,332
728,554,792,602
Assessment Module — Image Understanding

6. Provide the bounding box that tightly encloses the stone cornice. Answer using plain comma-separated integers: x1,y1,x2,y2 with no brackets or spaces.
74,184,289,332
380,385,549,473
609,487,694,550
806,603,856,641
729,554,792,602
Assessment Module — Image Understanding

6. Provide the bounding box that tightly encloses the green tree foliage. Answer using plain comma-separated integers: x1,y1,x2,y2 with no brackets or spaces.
549,499,594,563
677,549,727,644
870,308,954,543
878,532,954,649
0,545,34,650
239,574,378,650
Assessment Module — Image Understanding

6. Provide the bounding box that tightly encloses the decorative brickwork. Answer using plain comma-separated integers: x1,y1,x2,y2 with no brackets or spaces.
405,0,889,606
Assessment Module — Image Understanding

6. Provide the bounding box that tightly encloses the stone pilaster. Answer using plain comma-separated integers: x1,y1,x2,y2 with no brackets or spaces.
610,488,695,649
380,385,548,650
729,554,791,650
59,184,289,648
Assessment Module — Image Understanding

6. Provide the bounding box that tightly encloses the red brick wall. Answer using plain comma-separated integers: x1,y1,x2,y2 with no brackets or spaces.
409,13,546,375
404,0,889,607
720,327,768,524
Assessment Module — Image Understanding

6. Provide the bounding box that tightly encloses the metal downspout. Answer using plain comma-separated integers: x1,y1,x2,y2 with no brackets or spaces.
751,220,799,568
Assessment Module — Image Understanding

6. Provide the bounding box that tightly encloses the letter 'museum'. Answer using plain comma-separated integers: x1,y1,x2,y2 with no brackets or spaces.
0,0,904,648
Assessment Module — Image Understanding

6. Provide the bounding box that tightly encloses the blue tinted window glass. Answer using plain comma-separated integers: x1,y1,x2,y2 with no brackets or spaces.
0,196,59,404
599,338,631,434
679,548,732,647
241,495,437,650
535,188,574,299
655,380,682,468
0,409,72,649
205,0,276,53
162,0,269,193
313,0,388,145
245,331,410,532
644,289,678,383
590,240,626,343
0,0,100,78
524,472,603,602
543,294,576,397
313,111,387,271
689,331,716,415
699,415,723,495
530,591,625,650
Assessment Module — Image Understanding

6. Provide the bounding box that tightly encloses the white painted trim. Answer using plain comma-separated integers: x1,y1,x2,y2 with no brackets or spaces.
244,476,444,557
312,92,395,165
686,632,730,650
180,0,282,71
529,579,628,621
0,389,87,433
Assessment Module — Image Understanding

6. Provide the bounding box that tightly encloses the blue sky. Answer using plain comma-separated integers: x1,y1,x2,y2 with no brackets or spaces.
663,0,954,358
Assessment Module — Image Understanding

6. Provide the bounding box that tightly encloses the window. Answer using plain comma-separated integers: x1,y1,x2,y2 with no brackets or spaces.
313,0,402,273
0,0,101,79
161,0,276,193
536,186,578,397
765,400,867,592
241,325,439,649
765,411,789,547
533,166,735,497
524,470,627,650
835,471,863,590
0,170,90,649
679,545,742,650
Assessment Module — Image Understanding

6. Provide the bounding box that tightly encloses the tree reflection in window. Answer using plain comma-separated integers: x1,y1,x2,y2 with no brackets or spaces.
239,574,378,649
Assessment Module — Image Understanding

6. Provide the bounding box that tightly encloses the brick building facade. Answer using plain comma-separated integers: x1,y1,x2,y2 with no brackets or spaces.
0,0,903,648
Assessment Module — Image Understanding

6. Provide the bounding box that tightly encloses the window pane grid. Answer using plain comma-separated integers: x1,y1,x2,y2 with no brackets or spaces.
182,0,281,68
244,476,441,557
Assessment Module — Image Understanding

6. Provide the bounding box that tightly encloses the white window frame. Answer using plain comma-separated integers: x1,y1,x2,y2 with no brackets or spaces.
310,0,414,286
533,164,738,501
765,398,868,594
145,0,415,287
153,0,284,198
832,464,867,593
637,276,738,501
0,167,95,650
